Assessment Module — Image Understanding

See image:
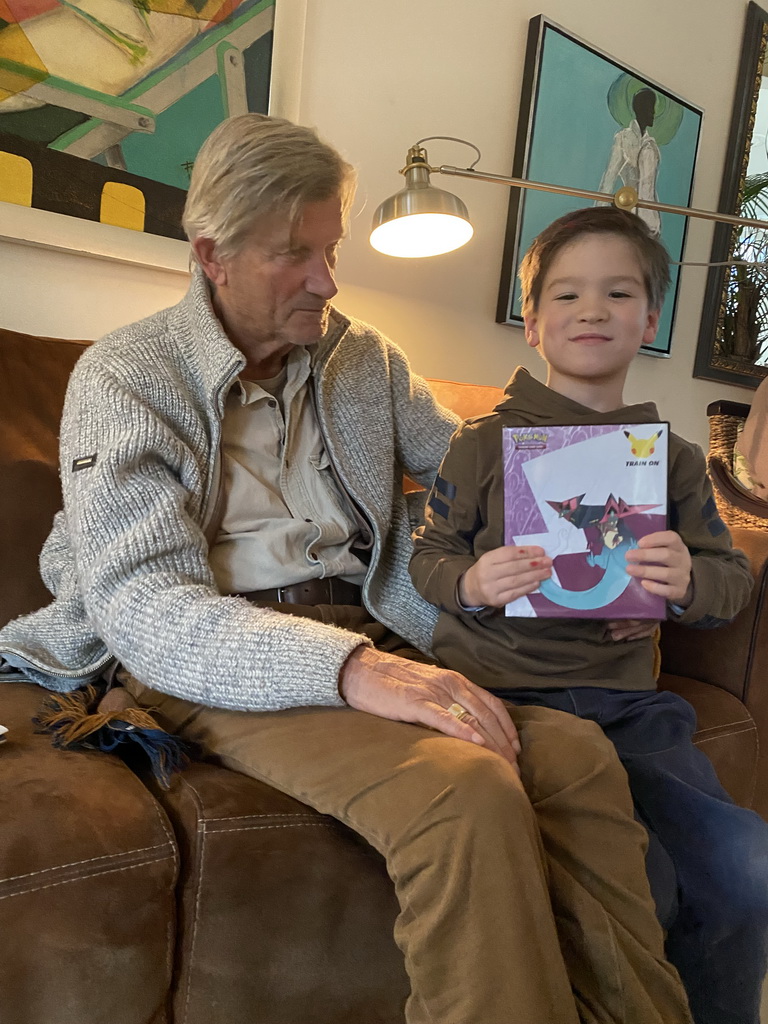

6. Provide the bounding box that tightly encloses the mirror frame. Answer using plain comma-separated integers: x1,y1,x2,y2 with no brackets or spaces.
693,0,768,390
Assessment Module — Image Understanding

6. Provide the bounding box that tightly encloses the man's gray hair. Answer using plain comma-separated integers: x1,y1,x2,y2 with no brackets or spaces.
183,114,356,260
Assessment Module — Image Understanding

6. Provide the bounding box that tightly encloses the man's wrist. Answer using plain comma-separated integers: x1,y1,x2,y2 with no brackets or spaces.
338,643,374,702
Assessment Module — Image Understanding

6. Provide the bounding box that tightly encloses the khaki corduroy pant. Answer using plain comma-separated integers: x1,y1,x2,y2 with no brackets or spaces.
123,605,691,1024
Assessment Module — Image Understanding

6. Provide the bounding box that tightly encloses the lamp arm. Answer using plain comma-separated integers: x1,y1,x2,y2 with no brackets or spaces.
437,164,768,233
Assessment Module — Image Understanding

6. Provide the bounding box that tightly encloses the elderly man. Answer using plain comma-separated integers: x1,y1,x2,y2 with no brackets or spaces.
0,115,690,1024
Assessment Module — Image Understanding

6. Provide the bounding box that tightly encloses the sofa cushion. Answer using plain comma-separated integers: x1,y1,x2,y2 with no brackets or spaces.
0,328,89,627
147,761,409,1024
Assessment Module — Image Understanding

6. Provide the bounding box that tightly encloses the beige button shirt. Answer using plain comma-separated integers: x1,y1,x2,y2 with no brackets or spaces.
209,347,368,594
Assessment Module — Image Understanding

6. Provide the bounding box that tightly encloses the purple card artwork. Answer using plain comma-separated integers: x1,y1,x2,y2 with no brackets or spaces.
503,423,668,619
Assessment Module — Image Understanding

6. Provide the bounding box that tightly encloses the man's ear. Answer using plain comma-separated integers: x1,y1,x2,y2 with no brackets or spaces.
642,308,661,347
523,314,541,350
192,237,227,287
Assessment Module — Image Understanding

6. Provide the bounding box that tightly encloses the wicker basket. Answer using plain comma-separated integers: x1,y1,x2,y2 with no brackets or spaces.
707,408,768,530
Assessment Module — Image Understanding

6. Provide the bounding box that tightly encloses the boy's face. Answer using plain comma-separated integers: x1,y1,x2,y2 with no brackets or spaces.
523,234,660,402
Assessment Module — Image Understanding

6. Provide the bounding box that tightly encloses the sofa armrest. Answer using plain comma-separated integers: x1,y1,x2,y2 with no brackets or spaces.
659,526,768,705
660,527,768,815
0,681,178,1024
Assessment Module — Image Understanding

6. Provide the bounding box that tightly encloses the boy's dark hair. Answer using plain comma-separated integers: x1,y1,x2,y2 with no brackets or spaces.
518,207,671,316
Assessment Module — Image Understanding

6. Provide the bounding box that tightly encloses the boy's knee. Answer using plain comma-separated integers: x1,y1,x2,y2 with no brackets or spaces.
732,864,768,924
706,814,768,925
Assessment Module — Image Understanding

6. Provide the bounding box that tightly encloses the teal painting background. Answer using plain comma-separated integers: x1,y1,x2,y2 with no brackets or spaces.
118,14,274,189
502,23,702,356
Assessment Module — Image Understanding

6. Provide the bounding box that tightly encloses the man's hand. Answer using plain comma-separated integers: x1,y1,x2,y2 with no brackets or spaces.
459,546,552,608
607,619,661,642
624,530,693,606
339,647,521,770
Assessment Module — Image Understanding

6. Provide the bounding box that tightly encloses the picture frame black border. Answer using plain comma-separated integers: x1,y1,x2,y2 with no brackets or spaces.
692,0,768,390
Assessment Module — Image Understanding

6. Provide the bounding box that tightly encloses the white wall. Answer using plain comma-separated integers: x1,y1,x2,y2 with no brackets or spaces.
0,238,188,339
0,0,755,448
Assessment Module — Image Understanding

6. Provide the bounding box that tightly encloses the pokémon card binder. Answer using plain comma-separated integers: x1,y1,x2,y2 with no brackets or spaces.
503,423,669,619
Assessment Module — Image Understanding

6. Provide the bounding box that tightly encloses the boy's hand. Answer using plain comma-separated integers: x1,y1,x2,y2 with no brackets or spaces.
624,530,693,606
459,546,552,608
607,619,661,642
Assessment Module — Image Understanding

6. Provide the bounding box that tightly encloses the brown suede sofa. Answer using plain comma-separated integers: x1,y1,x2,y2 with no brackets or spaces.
2,325,767,1024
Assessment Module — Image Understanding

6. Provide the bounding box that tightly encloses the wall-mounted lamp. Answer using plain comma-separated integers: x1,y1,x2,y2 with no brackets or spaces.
370,137,768,258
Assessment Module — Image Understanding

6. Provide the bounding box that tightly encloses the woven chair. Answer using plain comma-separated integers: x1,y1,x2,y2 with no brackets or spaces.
707,399,768,530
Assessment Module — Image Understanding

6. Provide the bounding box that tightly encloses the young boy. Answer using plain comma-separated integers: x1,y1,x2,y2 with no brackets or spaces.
410,207,768,1024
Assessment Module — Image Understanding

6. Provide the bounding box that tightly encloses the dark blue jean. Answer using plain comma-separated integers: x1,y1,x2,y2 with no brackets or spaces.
498,686,768,1024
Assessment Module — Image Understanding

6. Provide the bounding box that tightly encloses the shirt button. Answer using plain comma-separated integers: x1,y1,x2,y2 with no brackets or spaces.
268,399,277,409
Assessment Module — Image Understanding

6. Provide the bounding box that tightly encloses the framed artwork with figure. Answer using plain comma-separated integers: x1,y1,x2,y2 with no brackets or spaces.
496,16,703,357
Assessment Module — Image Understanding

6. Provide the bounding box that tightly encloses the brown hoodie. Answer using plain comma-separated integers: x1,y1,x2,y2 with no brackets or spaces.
410,367,752,692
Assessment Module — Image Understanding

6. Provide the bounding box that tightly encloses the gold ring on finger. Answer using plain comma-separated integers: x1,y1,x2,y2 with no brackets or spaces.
447,701,472,722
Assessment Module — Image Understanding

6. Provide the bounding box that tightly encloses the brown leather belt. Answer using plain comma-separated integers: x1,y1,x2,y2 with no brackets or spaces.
236,577,362,606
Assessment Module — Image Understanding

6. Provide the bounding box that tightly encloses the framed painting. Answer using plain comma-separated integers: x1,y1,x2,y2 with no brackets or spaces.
693,0,768,389
0,0,304,268
496,16,703,357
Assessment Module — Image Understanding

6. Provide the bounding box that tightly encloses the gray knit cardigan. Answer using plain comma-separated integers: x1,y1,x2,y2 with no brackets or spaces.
0,273,459,710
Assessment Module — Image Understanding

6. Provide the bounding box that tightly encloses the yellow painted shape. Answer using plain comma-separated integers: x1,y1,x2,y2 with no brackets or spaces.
100,182,145,231
0,23,48,100
0,150,33,206
143,0,232,21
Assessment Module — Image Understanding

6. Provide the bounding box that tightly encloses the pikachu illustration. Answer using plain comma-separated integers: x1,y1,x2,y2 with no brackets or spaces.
624,429,663,459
